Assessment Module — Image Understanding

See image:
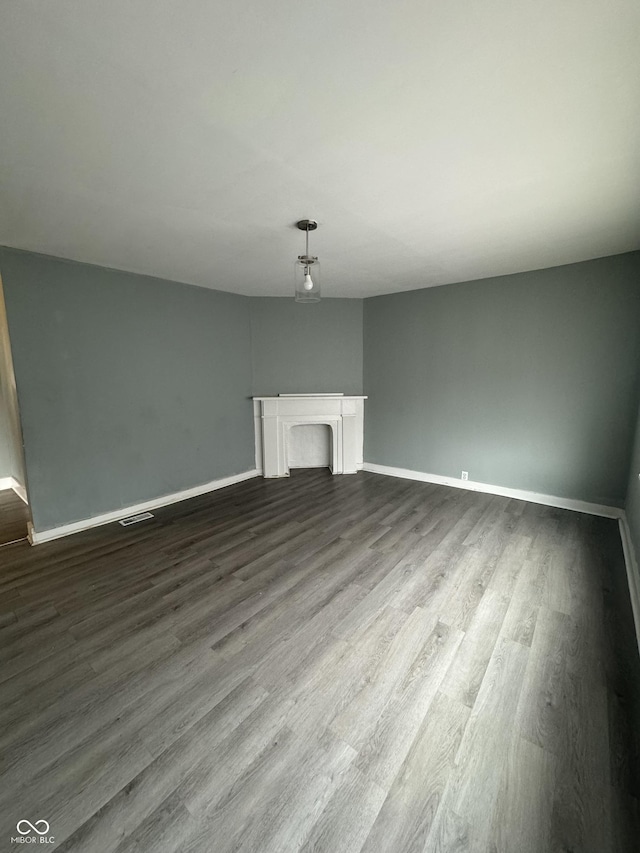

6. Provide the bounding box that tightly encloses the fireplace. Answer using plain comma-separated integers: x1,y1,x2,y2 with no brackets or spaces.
252,394,367,478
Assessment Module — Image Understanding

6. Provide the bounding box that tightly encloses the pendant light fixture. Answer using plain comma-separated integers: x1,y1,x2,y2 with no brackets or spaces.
295,219,321,303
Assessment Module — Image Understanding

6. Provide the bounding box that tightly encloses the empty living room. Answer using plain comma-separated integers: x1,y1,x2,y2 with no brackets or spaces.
1,2,640,851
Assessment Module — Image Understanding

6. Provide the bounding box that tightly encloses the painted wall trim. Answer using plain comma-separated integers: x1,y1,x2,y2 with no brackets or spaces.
12,479,28,504
619,515,640,655
0,476,28,504
362,462,623,519
28,469,261,545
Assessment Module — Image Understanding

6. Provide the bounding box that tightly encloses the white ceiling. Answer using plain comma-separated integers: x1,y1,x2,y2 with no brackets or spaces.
1,1,639,298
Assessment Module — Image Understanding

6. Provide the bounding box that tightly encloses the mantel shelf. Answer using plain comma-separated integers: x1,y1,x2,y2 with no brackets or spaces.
252,395,368,401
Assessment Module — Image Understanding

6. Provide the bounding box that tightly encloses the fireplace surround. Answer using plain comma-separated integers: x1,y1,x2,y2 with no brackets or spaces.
252,394,367,478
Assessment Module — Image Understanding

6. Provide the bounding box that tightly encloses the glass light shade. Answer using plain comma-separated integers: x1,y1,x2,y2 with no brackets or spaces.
295,257,321,303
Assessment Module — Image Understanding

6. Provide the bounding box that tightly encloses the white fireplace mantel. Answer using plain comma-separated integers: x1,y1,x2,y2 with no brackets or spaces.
252,394,367,478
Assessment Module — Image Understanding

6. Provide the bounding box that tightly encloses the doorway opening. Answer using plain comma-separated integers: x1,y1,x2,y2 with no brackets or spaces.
0,274,30,546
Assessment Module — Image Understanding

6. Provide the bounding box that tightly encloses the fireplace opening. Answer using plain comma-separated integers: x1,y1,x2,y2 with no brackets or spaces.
287,423,332,470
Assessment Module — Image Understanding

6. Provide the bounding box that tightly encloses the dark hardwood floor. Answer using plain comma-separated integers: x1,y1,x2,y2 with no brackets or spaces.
0,488,29,547
0,469,638,852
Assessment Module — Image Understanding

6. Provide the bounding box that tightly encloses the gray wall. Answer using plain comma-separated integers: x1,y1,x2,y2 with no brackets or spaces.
627,401,640,555
0,278,26,487
0,248,255,531
3,244,639,532
364,253,640,507
250,298,363,395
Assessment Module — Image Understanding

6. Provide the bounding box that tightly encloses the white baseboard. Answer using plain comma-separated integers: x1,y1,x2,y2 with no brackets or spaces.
0,476,28,504
362,462,623,519
619,515,640,655
28,469,261,545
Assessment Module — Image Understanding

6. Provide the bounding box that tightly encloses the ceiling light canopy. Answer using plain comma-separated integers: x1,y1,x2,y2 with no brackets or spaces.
295,220,320,303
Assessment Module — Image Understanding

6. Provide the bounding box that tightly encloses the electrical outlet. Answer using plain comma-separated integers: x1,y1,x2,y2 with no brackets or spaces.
461,471,468,481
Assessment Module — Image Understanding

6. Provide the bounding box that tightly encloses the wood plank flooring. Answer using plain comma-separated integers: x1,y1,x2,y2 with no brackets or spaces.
0,469,638,852
0,488,29,546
